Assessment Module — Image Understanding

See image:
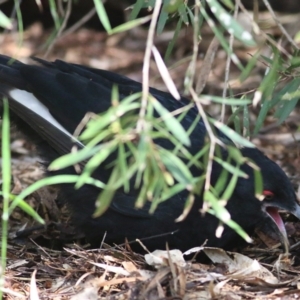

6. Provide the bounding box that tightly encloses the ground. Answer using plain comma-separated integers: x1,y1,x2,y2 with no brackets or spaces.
1,4,300,299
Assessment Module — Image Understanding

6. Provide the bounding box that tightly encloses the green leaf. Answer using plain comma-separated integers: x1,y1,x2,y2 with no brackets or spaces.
48,0,61,30
227,146,247,165
243,104,250,137
201,95,251,105
200,6,243,71
159,148,193,185
151,96,190,146
158,182,187,203
220,0,235,10
240,50,260,82
254,168,263,199
205,191,251,242
0,11,12,29
2,98,11,199
178,2,189,25
157,3,169,34
117,143,130,192
204,190,230,223
94,167,120,216
187,143,209,168
49,145,102,170
206,0,256,47
220,165,240,200
135,134,149,188
254,77,300,134
164,0,183,13
129,0,145,20
175,193,195,222
165,18,183,60
75,143,117,189
14,197,44,223
214,157,247,178
9,175,105,213
214,167,229,194
81,93,141,140
110,16,152,34
274,78,300,124
93,0,111,33
210,118,255,147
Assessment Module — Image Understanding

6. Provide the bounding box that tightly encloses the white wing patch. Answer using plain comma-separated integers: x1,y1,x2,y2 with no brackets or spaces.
9,89,83,146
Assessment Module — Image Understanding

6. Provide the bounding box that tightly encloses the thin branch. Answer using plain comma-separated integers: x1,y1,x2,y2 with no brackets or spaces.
44,0,72,58
261,0,299,49
220,0,240,122
137,0,162,132
59,7,96,40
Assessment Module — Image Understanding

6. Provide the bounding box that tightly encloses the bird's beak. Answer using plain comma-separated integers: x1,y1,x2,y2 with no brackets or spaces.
291,202,300,220
262,201,300,253
279,202,300,253
261,206,289,253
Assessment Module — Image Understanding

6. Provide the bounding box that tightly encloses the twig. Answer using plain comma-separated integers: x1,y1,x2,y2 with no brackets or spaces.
221,0,240,122
59,7,96,40
137,0,162,132
44,0,72,58
261,0,299,49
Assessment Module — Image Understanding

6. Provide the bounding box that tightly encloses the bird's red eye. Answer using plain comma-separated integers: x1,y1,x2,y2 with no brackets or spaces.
263,190,274,200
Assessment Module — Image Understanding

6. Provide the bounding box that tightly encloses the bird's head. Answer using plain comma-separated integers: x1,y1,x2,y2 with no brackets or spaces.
226,147,300,251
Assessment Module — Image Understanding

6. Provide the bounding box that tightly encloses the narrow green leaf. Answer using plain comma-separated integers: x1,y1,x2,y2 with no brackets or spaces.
254,77,300,134
175,193,195,222
157,4,169,34
159,148,193,185
164,0,183,13
117,143,130,192
243,104,250,137
214,157,247,178
201,95,251,105
48,0,61,30
0,11,12,29
210,118,255,147
129,0,145,20
240,50,260,82
200,7,243,71
214,167,229,194
81,94,141,140
274,78,300,124
204,190,230,223
1,98,11,281
2,98,11,199
221,166,240,200
49,145,102,170
178,2,189,25
205,191,251,242
151,97,190,146
159,183,187,203
110,16,152,34
93,0,112,32
14,198,44,223
10,175,105,213
254,168,263,199
227,146,247,165
187,143,209,168
75,143,117,188
94,167,120,216
206,0,256,47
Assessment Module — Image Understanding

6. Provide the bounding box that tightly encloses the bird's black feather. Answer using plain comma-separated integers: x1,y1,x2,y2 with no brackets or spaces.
0,55,299,252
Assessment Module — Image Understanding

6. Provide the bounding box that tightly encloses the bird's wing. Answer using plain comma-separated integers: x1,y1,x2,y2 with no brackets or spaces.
0,56,189,219
110,195,153,218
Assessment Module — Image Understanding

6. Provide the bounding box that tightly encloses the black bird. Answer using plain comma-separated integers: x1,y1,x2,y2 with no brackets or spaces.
0,54,299,252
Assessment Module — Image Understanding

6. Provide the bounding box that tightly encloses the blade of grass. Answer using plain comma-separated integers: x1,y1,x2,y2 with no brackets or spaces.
0,98,11,299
